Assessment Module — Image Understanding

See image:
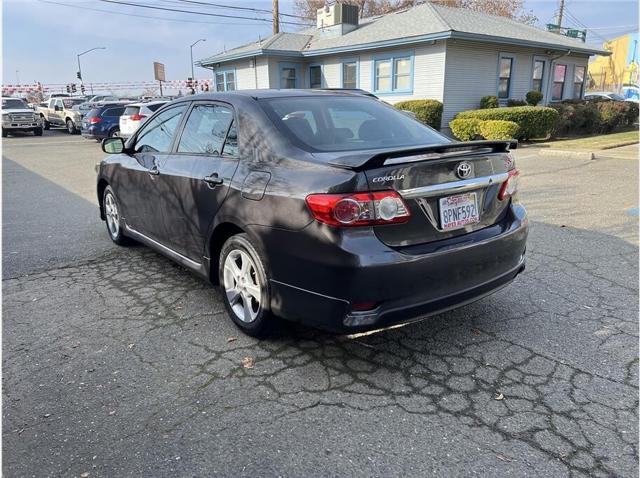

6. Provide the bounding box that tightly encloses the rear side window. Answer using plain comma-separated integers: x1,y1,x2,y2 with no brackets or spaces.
147,103,165,112
102,107,125,117
177,104,234,155
123,106,140,116
134,104,187,153
260,96,447,152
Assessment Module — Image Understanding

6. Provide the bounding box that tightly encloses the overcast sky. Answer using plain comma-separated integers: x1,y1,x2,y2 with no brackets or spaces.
2,0,638,88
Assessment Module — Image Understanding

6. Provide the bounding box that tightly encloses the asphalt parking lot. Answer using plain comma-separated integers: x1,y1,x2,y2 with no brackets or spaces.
3,130,638,477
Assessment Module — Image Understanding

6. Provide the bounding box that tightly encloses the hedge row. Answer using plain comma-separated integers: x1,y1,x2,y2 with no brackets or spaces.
549,99,639,135
394,99,443,129
449,118,520,141
454,106,559,140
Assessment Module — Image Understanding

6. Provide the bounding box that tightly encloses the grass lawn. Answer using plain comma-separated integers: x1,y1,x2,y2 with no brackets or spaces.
534,129,639,151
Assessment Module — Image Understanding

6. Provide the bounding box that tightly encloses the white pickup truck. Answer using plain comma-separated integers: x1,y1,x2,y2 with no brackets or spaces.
37,97,85,134
2,97,43,137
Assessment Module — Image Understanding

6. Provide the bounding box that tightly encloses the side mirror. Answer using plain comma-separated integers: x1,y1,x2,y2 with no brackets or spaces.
102,137,126,154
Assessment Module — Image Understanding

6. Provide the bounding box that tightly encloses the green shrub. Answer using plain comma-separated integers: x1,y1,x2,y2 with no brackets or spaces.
394,99,443,129
480,95,499,109
549,102,600,135
454,106,559,140
624,101,639,125
595,101,626,133
507,99,527,107
478,120,520,140
449,118,483,141
526,90,544,106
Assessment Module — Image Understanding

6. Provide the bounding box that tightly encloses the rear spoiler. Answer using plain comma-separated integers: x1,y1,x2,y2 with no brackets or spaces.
327,140,517,170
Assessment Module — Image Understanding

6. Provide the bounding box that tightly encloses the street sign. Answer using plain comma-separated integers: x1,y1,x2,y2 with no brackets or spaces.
153,62,166,82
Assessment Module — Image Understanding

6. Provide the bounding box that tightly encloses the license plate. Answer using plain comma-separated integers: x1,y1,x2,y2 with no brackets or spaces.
439,192,480,230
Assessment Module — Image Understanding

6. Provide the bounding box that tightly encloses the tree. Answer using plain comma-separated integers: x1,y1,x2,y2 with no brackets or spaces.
294,0,537,25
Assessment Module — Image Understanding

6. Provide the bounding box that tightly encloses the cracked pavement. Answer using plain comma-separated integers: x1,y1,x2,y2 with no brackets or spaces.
3,133,638,477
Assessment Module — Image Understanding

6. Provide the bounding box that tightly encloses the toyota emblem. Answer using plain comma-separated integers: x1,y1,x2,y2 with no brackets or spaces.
456,161,472,179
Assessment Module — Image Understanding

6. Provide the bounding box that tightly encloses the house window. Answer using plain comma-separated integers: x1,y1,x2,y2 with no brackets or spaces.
552,64,567,100
373,53,413,93
342,61,357,89
532,60,545,92
215,70,235,92
498,56,513,99
573,66,585,99
309,65,322,89
280,63,300,89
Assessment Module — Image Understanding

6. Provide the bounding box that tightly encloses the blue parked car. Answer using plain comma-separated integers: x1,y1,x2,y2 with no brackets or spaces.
81,103,127,141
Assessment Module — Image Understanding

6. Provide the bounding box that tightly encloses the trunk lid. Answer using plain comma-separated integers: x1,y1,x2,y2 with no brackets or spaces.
325,142,516,248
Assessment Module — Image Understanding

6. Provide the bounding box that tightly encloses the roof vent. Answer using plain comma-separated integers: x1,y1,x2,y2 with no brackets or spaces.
317,2,359,37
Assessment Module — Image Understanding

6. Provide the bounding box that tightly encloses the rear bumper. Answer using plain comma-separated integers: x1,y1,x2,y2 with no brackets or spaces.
257,203,528,333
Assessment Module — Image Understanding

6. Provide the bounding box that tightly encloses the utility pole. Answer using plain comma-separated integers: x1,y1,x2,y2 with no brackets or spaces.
557,0,565,28
272,0,279,34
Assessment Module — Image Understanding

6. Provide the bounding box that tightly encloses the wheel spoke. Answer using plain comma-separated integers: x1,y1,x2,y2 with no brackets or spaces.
245,283,261,301
226,288,240,305
242,292,254,321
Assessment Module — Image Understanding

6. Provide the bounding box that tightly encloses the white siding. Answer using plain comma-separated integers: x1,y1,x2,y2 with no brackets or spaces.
442,39,590,127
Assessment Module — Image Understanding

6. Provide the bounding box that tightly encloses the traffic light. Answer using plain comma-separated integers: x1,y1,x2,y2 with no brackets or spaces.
80,84,85,94
71,84,77,93
66,84,71,93
76,71,82,80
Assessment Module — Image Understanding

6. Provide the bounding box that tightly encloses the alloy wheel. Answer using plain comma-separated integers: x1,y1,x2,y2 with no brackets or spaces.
223,249,262,323
104,192,120,239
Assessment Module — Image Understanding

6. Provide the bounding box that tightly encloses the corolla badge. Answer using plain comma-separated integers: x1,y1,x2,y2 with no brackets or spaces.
455,161,473,179
372,174,405,183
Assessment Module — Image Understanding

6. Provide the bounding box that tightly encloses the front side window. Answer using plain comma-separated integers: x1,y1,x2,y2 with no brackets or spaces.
573,66,585,99
261,96,448,152
177,104,234,155
552,64,567,100
342,61,357,89
134,104,187,153
309,65,322,88
498,57,513,99
532,60,545,92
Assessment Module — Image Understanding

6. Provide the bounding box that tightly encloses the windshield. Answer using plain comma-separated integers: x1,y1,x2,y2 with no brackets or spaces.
609,93,626,101
260,96,448,152
2,98,28,109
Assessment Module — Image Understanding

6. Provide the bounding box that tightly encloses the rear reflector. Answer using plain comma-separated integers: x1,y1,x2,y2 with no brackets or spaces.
306,190,410,227
88,117,102,124
498,169,519,200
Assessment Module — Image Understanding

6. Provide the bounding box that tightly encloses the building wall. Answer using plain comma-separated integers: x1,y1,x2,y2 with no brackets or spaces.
442,40,590,127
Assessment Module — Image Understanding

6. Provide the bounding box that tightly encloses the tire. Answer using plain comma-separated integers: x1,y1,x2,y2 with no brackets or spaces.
109,128,120,138
41,116,50,130
1,129,7,138
33,127,43,136
219,234,274,337
66,119,77,134
102,186,131,246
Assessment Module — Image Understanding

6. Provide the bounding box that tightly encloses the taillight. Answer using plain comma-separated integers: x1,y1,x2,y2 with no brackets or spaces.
130,114,146,121
498,169,519,200
305,190,410,227
88,117,102,124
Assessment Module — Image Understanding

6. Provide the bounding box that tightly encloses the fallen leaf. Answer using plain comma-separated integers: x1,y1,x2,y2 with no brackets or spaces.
80,473,90,477
43,413,51,418
128,344,135,349
108,410,116,416
494,393,504,401
471,328,482,336
227,337,237,343
242,357,254,369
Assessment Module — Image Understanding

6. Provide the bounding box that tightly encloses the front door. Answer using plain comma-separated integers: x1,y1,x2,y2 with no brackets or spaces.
120,104,188,241
155,102,239,260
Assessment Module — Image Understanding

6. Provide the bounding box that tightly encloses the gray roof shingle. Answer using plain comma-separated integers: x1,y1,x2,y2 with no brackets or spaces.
198,2,607,65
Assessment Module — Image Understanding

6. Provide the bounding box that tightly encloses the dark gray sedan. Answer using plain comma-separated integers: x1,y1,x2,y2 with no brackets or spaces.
97,90,527,337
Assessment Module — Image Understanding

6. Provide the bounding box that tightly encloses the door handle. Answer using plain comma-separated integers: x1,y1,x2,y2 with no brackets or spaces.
203,173,223,187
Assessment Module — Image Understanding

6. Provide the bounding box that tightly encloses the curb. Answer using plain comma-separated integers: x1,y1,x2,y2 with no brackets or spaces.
540,149,595,160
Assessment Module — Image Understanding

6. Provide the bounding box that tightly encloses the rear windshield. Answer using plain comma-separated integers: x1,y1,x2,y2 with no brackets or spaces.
124,106,140,116
86,108,101,119
260,96,447,152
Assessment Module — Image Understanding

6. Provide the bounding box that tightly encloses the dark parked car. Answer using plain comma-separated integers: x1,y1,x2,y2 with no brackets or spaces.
96,90,527,337
81,103,127,140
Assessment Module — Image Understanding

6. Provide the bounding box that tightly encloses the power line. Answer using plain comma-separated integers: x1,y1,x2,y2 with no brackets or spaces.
37,0,267,26
563,8,610,44
96,0,309,26
173,0,308,20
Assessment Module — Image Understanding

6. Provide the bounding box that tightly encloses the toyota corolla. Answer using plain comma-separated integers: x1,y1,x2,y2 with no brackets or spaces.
96,90,527,337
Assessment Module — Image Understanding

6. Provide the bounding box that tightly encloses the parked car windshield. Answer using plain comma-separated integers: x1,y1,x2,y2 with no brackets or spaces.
608,93,626,101
260,96,448,152
2,98,28,109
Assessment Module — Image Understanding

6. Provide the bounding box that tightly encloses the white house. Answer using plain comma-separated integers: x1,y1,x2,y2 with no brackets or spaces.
197,2,608,129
